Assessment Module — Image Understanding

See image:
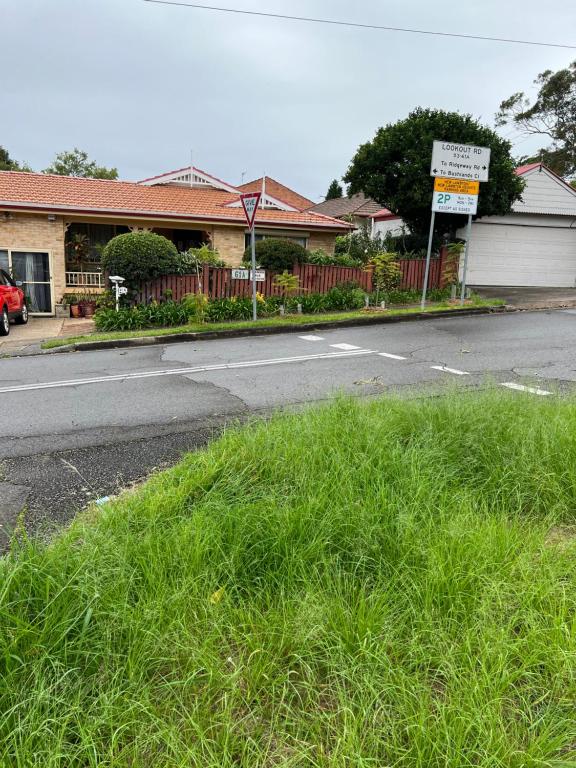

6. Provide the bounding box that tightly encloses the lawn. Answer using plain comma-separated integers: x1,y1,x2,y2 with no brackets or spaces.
42,299,503,349
1,389,574,766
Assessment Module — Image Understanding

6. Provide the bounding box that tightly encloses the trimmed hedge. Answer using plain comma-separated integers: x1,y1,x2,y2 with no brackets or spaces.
243,238,308,272
101,232,180,287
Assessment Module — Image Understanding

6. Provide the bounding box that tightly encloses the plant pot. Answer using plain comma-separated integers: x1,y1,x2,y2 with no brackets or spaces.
81,301,96,318
70,304,82,318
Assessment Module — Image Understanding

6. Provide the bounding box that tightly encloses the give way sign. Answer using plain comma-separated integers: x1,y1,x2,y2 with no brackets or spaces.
240,192,261,230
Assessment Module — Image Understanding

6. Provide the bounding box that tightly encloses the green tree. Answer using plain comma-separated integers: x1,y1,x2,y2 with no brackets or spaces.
344,108,524,237
101,232,180,288
496,61,576,178
325,179,343,200
44,148,118,179
0,146,32,172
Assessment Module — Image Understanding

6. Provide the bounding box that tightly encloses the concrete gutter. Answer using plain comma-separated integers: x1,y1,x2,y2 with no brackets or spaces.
38,305,509,355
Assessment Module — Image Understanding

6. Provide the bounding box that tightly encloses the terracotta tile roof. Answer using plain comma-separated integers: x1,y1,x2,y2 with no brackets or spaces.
238,177,314,211
373,208,401,220
0,171,348,230
308,192,382,219
515,162,542,176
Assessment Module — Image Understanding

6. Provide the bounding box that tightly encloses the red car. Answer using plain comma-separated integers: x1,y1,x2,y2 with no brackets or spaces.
0,269,28,335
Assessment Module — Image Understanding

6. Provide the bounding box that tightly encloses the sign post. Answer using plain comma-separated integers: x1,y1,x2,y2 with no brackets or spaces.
423,142,491,308
240,192,261,321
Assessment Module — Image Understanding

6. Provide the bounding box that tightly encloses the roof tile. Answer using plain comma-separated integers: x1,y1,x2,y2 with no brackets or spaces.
0,172,347,230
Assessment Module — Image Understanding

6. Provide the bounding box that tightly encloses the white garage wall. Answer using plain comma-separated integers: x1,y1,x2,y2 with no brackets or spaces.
457,215,576,287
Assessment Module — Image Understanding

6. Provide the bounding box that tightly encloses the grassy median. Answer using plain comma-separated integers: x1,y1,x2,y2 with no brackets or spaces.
1,389,575,766
42,299,504,349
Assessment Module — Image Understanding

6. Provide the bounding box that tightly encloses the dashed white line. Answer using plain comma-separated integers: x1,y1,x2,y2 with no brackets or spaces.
330,343,362,351
378,352,407,361
501,382,553,396
299,335,325,341
431,365,471,376
0,349,376,395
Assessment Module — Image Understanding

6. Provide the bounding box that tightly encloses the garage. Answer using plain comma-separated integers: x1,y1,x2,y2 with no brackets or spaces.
459,164,576,288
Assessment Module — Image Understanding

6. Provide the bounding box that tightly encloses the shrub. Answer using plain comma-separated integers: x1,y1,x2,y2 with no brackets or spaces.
334,223,386,264
324,283,366,311
369,253,402,295
101,232,180,287
243,238,308,272
177,245,225,273
306,249,362,268
94,301,189,331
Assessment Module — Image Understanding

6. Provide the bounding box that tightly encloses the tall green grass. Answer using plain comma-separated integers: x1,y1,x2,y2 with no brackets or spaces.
1,391,576,766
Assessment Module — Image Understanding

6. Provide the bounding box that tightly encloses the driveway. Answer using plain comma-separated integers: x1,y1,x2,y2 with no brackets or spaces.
474,285,576,307
0,316,94,354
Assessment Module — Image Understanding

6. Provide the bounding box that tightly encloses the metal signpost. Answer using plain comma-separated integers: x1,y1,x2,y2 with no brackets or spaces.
421,142,491,309
240,192,262,321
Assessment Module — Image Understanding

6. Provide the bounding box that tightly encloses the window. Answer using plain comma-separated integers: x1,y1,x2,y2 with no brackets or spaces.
66,223,130,265
244,233,308,250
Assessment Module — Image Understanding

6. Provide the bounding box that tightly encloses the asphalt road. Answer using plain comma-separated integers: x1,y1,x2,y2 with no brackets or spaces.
2,309,576,542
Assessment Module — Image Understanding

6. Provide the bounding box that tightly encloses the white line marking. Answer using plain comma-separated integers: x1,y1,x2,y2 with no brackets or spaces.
378,352,407,361
330,343,362,351
501,382,553,396
0,350,376,395
298,335,325,341
431,365,470,376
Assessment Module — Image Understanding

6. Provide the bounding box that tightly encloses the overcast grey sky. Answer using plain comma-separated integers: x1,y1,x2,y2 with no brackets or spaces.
1,0,574,200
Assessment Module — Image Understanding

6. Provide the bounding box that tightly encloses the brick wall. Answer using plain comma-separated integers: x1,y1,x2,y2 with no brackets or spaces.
0,212,66,313
211,225,246,266
307,231,338,255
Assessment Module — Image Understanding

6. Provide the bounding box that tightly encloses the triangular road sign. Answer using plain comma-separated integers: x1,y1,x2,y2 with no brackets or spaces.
240,192,261,230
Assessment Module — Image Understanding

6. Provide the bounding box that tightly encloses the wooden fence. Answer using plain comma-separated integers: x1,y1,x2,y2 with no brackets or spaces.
136,254,444,304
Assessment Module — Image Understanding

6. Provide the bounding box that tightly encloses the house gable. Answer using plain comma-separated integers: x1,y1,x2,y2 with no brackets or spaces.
139,166,239,194
514,166,576,216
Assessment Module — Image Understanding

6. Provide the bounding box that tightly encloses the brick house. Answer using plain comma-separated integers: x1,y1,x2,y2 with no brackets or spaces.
0,166,348,315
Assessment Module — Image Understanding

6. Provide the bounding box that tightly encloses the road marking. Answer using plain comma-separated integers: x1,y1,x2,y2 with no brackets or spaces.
501,382,553,396
298,335,325,341
330,343,362,351
431,365,470,376
378,352,407,361
0,349,376,395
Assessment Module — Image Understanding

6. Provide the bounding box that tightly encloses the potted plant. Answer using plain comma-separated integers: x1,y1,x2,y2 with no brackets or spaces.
63,293,81,318
78,292,97,318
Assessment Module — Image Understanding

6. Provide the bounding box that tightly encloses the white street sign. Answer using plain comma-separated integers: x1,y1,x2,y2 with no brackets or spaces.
431,141,491,182
231,269,266,282
432,190,478,215
118,286,128,295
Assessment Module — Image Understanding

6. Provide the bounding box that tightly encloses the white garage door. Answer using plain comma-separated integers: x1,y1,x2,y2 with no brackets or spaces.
464,222,576,287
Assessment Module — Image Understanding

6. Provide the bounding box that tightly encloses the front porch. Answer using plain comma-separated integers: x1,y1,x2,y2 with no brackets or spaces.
64,222,212,295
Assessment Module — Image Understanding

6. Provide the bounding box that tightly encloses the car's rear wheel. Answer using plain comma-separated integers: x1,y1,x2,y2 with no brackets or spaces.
15,303,28,325
0,306,9,336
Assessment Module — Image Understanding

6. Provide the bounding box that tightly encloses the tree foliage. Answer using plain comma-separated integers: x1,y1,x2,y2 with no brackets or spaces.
101,232,180,287
44,148,118,179
496,61,576,178
325,179,343,200
0,146,32,172
345,108,524,237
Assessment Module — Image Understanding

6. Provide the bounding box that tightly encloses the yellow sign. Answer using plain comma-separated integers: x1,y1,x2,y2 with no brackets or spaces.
434,178,480,195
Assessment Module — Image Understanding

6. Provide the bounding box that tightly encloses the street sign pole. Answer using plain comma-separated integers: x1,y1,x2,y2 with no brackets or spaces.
460,214,473,305
421,210,436,310
239,191,262,322
250,224,257,321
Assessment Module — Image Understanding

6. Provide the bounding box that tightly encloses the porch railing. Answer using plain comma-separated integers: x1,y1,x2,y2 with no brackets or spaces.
66,271,104,288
